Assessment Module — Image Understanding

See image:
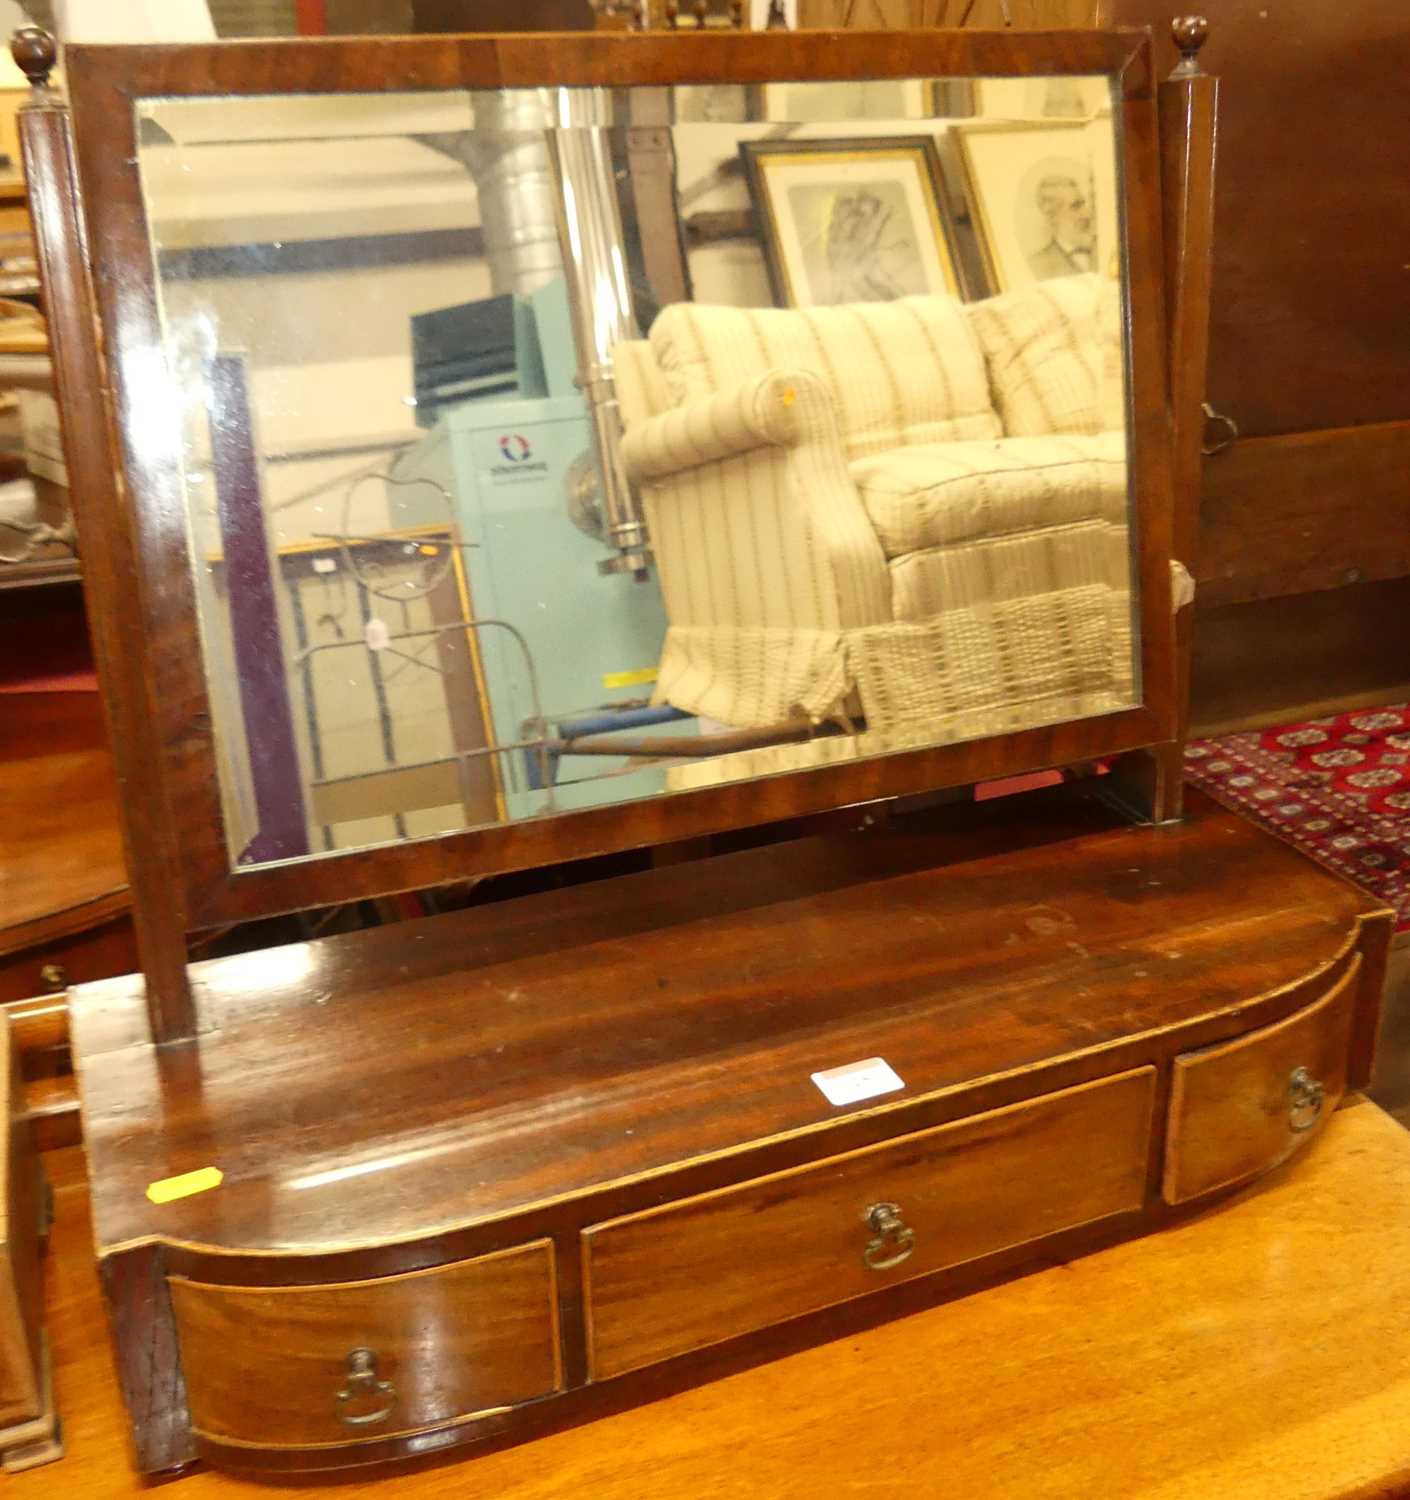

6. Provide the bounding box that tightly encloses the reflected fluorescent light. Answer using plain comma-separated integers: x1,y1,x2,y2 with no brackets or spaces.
199,942,318,998
286,1140,451,1193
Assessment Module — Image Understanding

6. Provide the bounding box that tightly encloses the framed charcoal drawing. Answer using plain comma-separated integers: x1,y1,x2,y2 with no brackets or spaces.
956,114,1121,292
740,135,962,305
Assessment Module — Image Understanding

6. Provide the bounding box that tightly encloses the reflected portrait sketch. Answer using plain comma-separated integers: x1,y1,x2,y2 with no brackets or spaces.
957,112,1118,292
1023,162,1097,279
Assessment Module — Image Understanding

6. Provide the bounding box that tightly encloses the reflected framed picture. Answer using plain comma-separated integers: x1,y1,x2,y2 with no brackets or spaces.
739,135,963,307
955,117,1120,294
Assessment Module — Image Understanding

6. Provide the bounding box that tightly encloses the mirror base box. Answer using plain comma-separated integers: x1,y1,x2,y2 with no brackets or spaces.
68,788,1389,1476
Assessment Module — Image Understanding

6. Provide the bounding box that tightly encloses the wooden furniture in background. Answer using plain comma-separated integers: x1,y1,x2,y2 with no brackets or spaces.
1100,0,1410,729
0,693,134,1008
0,690,130,1157
0,1020,58,1472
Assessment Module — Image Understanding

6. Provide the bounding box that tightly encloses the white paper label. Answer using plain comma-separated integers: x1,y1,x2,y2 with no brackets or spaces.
312,557,337,575
364,617,390,651
810,1056,905,1108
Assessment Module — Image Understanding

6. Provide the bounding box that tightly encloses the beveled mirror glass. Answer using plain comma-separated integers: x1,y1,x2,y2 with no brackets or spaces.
135,75,1134,868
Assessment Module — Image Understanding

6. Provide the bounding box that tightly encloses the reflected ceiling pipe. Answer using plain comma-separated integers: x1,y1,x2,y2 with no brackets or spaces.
418,91,647,578
547,100,651,579
419,90,564,297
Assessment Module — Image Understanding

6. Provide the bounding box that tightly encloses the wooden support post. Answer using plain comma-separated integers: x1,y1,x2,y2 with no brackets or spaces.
12,29,195,1044
1107,17,1217,825
1158,15,1218,748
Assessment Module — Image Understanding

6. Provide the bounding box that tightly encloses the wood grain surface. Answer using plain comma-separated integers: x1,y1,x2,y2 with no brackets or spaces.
0,693,129,969
1111,0,1410,442
17,90,194,1035
1190,576,1410,737
13,1103,1410,1498
585,1067,1153,1378
1196,420,1410,608
171,1244,561,1448
1164,956,1359,1204
68,787,1386,1265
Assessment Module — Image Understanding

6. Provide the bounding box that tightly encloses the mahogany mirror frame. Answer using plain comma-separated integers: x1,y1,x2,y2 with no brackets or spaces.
24,27,1185,1031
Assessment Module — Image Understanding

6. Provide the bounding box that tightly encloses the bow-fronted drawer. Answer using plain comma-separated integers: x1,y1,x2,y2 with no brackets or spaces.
1163,957,1361,1205
169,1242,560,1449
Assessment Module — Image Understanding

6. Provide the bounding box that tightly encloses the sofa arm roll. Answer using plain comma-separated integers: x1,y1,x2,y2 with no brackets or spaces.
620,369,829,482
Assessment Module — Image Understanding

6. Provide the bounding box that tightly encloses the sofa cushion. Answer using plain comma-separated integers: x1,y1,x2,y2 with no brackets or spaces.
648,297,1001,462
965,273,1122,438
848,432,1127,560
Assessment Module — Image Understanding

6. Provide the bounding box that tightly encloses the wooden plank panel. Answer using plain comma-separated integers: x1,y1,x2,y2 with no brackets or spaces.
1189,576,1410,737
1111,0,1410,439
1197,421,1410,608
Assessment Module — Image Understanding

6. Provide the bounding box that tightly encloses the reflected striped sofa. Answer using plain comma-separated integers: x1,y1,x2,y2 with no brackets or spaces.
615,273,1132,741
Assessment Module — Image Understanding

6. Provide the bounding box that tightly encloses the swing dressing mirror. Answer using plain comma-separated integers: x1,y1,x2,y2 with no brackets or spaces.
62,29,1176,927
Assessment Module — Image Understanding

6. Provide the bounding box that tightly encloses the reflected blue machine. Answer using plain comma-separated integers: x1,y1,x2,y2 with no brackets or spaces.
394,278,693,819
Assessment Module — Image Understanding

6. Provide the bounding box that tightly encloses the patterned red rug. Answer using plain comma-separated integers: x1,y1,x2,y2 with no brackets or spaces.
1184,703,1410,932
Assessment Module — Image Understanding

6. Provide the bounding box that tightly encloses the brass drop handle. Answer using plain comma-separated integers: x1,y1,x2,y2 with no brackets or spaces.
335,1347,396,1427
1201,402,1240,457
1288,1067,1326,1133
863,1201,916,1271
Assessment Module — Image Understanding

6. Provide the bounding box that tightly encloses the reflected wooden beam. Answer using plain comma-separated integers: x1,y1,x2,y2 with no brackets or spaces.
559,716,821,759
155,226,484,283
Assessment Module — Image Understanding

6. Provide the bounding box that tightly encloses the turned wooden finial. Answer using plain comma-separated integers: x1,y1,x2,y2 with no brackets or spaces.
11,26,56,90
1170,16,1209,78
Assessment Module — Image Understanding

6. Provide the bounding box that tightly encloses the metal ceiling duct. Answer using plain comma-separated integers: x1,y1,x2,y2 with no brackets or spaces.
422,89,649,576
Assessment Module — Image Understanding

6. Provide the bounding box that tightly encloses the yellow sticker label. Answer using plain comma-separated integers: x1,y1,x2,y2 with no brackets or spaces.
146,1167,224,1205
601,667,658,691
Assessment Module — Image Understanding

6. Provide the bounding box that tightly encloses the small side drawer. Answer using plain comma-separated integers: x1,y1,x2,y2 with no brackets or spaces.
584,1067,1154,1380
1163,956,1362,1205
170,1242,561,1448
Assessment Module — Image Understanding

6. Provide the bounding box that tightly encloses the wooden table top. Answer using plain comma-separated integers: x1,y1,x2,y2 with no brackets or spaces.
20,1098,1410,1499
71,786,1381,1260
0,691,127,957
